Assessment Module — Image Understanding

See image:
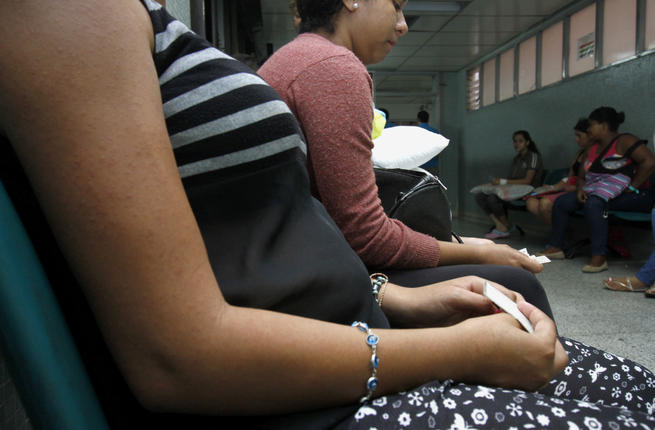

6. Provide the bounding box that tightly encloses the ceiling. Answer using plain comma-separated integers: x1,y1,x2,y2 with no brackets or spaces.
260,0,578,103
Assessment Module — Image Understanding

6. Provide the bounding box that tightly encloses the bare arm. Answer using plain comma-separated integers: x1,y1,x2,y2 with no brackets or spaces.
618,135,655,189
0,0,565,416
504,168,536,185
436,241,543,273
288,56,441,269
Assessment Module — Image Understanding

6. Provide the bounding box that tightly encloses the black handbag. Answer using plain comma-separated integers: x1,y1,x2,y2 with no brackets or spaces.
373,168,457,242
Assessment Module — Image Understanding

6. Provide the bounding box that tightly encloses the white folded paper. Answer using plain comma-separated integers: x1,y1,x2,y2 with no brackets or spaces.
518,248,550,264
483,281,534,333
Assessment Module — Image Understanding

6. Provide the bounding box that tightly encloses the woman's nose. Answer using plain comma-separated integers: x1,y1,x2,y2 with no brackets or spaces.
397,12,408,36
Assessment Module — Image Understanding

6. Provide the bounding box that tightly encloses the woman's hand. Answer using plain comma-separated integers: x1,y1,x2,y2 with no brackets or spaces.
474,243,543,273
452,302,568,391
438,242,543,273
562,182,577,192
577,188,587,203
381,276,524,328
551,182,564,192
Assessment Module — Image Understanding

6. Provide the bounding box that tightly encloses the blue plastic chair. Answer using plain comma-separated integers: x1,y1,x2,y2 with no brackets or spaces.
0,181,109,429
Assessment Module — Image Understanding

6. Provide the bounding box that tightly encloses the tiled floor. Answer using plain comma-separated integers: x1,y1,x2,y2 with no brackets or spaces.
452,215,655,372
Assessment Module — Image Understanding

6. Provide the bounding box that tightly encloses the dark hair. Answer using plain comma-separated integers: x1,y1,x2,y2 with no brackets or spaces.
588,106,625,132
513,130,539,154
379,108,390,120
574,118,589,133
417,110,429,123
297,0,344,34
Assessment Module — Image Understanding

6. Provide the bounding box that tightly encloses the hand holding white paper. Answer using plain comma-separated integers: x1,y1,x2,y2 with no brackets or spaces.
483,281,534,333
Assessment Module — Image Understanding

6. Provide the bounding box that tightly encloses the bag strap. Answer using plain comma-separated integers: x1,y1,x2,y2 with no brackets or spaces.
589,134,623,171
590,134,646,169
622,139,647,159
390,174,439,213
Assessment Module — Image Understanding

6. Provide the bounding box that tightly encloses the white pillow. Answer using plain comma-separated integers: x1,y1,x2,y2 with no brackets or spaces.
371,126,449,169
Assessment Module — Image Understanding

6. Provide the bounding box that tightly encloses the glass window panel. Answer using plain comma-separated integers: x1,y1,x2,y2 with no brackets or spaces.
518,36,537,94
646,0,655,50
603,0,637,64
499,49,514,101
467,67,481,111
569,3,596,77
482,58,496,107
541,22,563,86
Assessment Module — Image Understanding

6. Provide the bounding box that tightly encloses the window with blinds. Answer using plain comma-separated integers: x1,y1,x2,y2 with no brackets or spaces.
466,67,481,111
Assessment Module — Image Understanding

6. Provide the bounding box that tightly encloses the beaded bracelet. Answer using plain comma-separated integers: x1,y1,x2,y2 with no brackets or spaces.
370,273,389,307
351,321,379,403
628,185,640,194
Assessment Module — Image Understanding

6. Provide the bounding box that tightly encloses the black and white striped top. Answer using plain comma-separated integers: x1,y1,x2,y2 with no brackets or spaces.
143,0,306,178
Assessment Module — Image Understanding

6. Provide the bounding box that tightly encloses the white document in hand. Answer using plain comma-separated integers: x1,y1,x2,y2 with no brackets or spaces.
518,247,551,264
483,281,534,333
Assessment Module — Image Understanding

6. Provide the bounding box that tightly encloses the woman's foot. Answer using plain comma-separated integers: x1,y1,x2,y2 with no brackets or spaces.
537,246,565,260
582,256,608,273
645,285,655,298
603,276,648,292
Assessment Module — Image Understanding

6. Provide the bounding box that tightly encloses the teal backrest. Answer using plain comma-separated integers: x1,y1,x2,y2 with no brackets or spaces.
0,181,109,429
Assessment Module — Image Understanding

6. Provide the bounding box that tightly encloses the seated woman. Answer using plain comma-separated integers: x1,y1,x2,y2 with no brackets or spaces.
2,1,654,428
473,130,543,239
604,208,655,296
258,1,551,313
540,107,655,272
525,119,593,225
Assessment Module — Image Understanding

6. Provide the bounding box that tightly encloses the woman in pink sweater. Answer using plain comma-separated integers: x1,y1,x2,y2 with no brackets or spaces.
259,0,549,312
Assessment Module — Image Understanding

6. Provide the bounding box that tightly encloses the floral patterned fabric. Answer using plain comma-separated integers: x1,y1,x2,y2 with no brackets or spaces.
340,338,655,429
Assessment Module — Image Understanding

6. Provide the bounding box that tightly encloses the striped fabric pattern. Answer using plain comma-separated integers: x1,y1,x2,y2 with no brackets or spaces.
142,0,306,179
582,171,631,201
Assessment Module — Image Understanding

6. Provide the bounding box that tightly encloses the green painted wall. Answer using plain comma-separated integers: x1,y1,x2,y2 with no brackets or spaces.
440,52,655,226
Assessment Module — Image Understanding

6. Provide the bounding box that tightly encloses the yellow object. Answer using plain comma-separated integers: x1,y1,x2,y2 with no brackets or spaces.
372,109,387,140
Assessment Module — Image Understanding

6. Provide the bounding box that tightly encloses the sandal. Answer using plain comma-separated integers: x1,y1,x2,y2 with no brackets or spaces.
645,285,655,298
484,228,510,239
603,276,648,292
582,261,608,273
537,249,565,260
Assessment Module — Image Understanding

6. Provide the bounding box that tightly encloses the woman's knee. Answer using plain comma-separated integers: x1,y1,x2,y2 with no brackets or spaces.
525,198,539,215
584,195,606,216
474,192,488,208
539,199,553,212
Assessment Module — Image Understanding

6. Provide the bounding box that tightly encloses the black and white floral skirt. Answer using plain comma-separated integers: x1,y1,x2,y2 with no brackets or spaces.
340,338,655,429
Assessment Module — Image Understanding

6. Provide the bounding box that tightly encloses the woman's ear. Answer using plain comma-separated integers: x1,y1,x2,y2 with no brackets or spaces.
343,0,359,12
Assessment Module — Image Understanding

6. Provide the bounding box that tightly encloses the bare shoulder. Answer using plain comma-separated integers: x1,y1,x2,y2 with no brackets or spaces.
0,0,153,97
0,0,155,140
616,133,640,150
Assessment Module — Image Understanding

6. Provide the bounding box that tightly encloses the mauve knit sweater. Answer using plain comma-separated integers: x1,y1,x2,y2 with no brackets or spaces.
259,33,440,269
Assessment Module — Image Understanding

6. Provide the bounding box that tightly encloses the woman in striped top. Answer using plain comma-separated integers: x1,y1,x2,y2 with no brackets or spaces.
0,1,653,429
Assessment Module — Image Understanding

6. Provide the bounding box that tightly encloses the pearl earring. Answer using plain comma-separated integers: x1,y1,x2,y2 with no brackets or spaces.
353,2,359,8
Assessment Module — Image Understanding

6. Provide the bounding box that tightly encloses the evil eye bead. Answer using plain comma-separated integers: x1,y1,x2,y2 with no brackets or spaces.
370,353,379,369
366,333,379,346
366,376,379,391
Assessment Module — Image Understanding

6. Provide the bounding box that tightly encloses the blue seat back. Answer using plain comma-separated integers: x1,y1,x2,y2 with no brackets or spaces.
543,167,569,185
0,181,109,430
